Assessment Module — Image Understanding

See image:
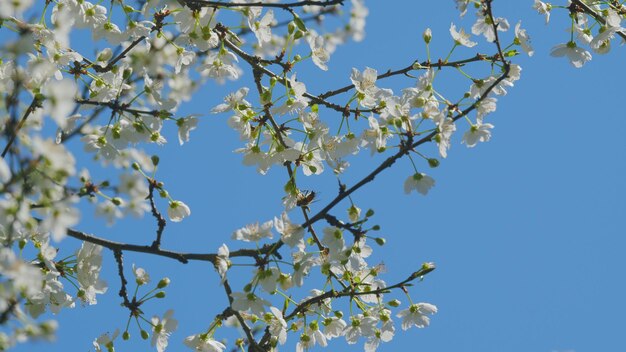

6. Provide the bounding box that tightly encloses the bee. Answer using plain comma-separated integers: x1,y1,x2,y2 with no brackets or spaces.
296,190,317,208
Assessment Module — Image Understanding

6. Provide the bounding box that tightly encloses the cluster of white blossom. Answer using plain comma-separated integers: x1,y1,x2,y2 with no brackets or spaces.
0,0,623,350
531,0,626,67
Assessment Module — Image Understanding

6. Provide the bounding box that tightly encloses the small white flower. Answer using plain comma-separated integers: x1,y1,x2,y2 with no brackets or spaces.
308,32,331,71
212,87,251,113
462,122,494,147
151,310,178,352
323,316,347,339
267,306,288,345
514,21,534,56
344,314,377,344
42,79,78,129
274,212,305,249
93,329,119,352
230,292,270,315
472,13,509,42
133,264,150,285
450,23,477,47
550,41,592,68
76,242,107,305
396,303,438,330
168,200,191,222
175,48,195,74
404,173,435,196
177,117,199,145
214,244,230,282
533,0,551,24
232,220,273,242
249,8,275,45
184,334,226,352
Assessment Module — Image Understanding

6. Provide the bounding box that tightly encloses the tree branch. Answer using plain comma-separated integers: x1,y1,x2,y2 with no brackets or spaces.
182,0,343,9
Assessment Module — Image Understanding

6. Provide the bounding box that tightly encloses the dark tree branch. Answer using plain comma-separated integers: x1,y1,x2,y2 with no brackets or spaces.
113,249,132,308
148,180,167,249
2,97,40,158
182,0,343,9
75,99,165,117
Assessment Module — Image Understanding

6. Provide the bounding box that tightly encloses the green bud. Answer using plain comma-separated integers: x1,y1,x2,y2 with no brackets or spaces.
111,197,122,206
155,291,166,298
123,68,132,80
151,155,160,167
423,28,432,44
294,30,304,40
140,330,149,340
122,331,130,340
375,237,386,246
157,277,170,289
293,15,307,32
294,54,302,62
372,225,380,231
428,158,440,168
365,209,375,217
504,49,519,57
132,162,141,171
244,283,253,292
261,90,272,104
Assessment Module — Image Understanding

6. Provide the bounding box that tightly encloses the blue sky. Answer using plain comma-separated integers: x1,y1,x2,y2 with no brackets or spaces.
12,1,626,351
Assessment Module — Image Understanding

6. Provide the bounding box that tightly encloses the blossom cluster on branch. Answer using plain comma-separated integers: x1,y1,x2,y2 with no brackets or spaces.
0,0,623,351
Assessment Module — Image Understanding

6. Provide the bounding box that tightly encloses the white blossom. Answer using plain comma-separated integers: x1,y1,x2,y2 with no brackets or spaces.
396,303,438,330
168,200,191,222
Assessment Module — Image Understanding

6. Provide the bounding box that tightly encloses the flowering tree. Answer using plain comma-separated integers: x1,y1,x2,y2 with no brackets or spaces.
0,0,624,351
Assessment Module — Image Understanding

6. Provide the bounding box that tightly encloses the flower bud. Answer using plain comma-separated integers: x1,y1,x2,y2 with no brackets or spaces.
151,155,160,167
122,331,130,340
428,158,440,168
97,48,113,62
388,299,401,307
375,237,386,246
423,28,432,44
155,291,166,298
140,330,149,340
157,278,170,289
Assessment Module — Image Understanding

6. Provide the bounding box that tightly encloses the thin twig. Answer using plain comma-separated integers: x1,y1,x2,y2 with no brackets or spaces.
148,180,167,249
2,97,39,158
